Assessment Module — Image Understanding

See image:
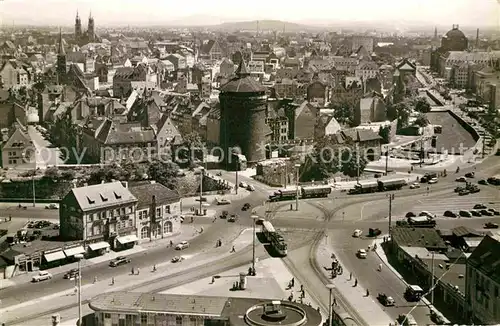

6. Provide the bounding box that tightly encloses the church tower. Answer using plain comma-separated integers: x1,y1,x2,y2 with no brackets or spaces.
56,28,67,85
75,11,82,39
88,12,95,42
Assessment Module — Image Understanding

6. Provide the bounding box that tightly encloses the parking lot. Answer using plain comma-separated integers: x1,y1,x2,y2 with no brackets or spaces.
426,112,477,154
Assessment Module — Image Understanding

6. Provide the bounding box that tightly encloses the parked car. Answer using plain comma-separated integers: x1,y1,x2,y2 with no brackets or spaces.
45,203,59,209
454,186,464,193
459,210,472,218
479,179,488,185
465,172,475,178
443,211,457,218
459,190,470,196
484,222,499,229
239,182,248,188
488,208,500,215
405,212,416,218
409,183,421,189
470,210,482,217
220,211,228,219
242,203,251,211
455,176,467,182
246,185,255,191
377,293,395,306
63,268,79,279
109,256,131,267
480,209,494,216
228,214,238,222
352,229,362,238
428,178,438,184
32,271,52,282
175,241,190,250
474,204,487,209
357,249,367,259
419,211,435,218
368,228,382,237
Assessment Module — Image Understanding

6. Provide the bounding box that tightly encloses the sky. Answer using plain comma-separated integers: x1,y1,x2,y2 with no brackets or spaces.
0,0,498,27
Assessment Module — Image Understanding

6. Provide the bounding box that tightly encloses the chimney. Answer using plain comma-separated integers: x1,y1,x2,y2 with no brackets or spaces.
122,181,128,188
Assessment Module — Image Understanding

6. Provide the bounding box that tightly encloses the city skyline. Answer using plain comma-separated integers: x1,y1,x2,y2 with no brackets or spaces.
1,0,499,27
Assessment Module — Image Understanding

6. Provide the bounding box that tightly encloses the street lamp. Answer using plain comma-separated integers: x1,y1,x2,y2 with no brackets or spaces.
294,164,300,211
251,215,259,276
326,283,336,326
199,167,204,215
75,253,84,326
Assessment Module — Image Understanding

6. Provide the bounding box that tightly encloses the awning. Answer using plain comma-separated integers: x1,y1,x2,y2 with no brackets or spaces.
63,246,86,257
116,235,138,244
44,251,66,262
88,242,110,251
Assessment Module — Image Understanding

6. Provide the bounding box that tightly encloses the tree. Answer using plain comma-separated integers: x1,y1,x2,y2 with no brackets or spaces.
147,160,180,189
414,113,429,127
179,132,203,167
299,136,340,182
87,164,126,184
340,146,368,178
43,167,61,180
414,97,431,113
378,125,391,144
387,101,411,131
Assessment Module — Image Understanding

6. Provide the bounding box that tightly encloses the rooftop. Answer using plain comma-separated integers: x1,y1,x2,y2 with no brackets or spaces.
68,181,137,211
391,227,447,250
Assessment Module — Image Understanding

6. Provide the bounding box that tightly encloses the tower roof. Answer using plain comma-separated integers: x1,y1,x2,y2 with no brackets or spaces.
58,28,65,55
220,58,266,93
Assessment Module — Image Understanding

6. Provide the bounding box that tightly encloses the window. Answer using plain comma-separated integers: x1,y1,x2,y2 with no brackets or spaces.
165,206,171,214
176,316,183,326
156,207,162,218
141,314,148,323
93,224,101,235
121,207,126,215
164,221,173,233
88,214,94,222
105,313,111,319
121,220,126,228
141,226,149,239
128,219,133,227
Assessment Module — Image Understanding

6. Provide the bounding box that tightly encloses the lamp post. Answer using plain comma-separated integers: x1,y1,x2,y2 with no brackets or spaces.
75,253,84,326
32,169,36,207
251,215,259,276
326,283,336,326
294,164,300,211
199,167,204,215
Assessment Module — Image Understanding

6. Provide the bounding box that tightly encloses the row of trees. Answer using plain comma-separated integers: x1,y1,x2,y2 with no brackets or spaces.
299,136,368,181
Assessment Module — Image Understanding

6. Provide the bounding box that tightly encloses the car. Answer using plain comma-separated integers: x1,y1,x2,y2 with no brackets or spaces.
465,172,475,178
419,211,435,218
459,190,470,196
228,215,238,222
246,185,255,191
454,186,464,193
444,210,457,218
353,229,362,237
171,256,184,263
32,271,52,282
220,210,228,219
109,256,131,267
256,217,265,225
488,208,500,215
175,241,190,250
470,210,482,217
242,203,251,211
377,293,395,306
479,179,488,185
480,209,494,216
368,228,382,237
484,222,499,229
409,183,421,189
45,203,59,209
474,204,487,209
216,198,231,205
239,182,248,188
455,176,467,182
428,178,438,184
469,186,480,194
405,212,416,218
63,268,79,279
357,249,367,259
459,210,472,218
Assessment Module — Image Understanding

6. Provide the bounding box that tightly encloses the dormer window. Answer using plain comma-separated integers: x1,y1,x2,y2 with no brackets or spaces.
87,196,95,204
100,193,108,202
114,191,122,199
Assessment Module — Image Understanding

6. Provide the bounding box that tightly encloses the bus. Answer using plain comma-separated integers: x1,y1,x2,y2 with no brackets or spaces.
269,189,297,202
300,185,331,198
262,221,287,257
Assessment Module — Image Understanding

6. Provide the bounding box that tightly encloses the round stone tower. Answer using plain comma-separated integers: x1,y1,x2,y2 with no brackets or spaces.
219,59,269,165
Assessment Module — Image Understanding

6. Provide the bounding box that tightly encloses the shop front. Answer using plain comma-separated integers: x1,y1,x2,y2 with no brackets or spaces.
115,234,138,251
88,241,110,256
63,245,86,262
42,250,67,268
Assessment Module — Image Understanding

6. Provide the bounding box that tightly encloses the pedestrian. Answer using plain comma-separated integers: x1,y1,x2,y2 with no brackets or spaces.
291,277,295,287
231,246,235,253
300,284,304,292
377,264,382,272
131,267,134,275
136,267,140,275
153,264,157,272
211,276,215,283
111,277,115,285
316,307,320,313
349,272,352,280
366,289,369,296
93,276,97,284
354,279,358,287
333,298,337,306
170,240,173,247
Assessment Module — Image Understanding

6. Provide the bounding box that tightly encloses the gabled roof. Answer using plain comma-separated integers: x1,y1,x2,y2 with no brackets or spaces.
68,181,137,211
341,128,382,142
3,124,32,150
468,235,500,284
129,182,180,207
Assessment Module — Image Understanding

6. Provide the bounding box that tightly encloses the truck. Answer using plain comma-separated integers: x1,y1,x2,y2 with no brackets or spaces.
300,185,331,198
348,180,379,194
269,189,297,202
377,178,407,191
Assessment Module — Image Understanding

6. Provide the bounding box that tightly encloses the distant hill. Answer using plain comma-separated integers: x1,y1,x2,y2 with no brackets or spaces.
211,20,321,32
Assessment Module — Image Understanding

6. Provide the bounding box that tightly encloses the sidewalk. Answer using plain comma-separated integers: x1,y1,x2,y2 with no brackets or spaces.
0,228,255,321
315,235,394,326
1,224,203,289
